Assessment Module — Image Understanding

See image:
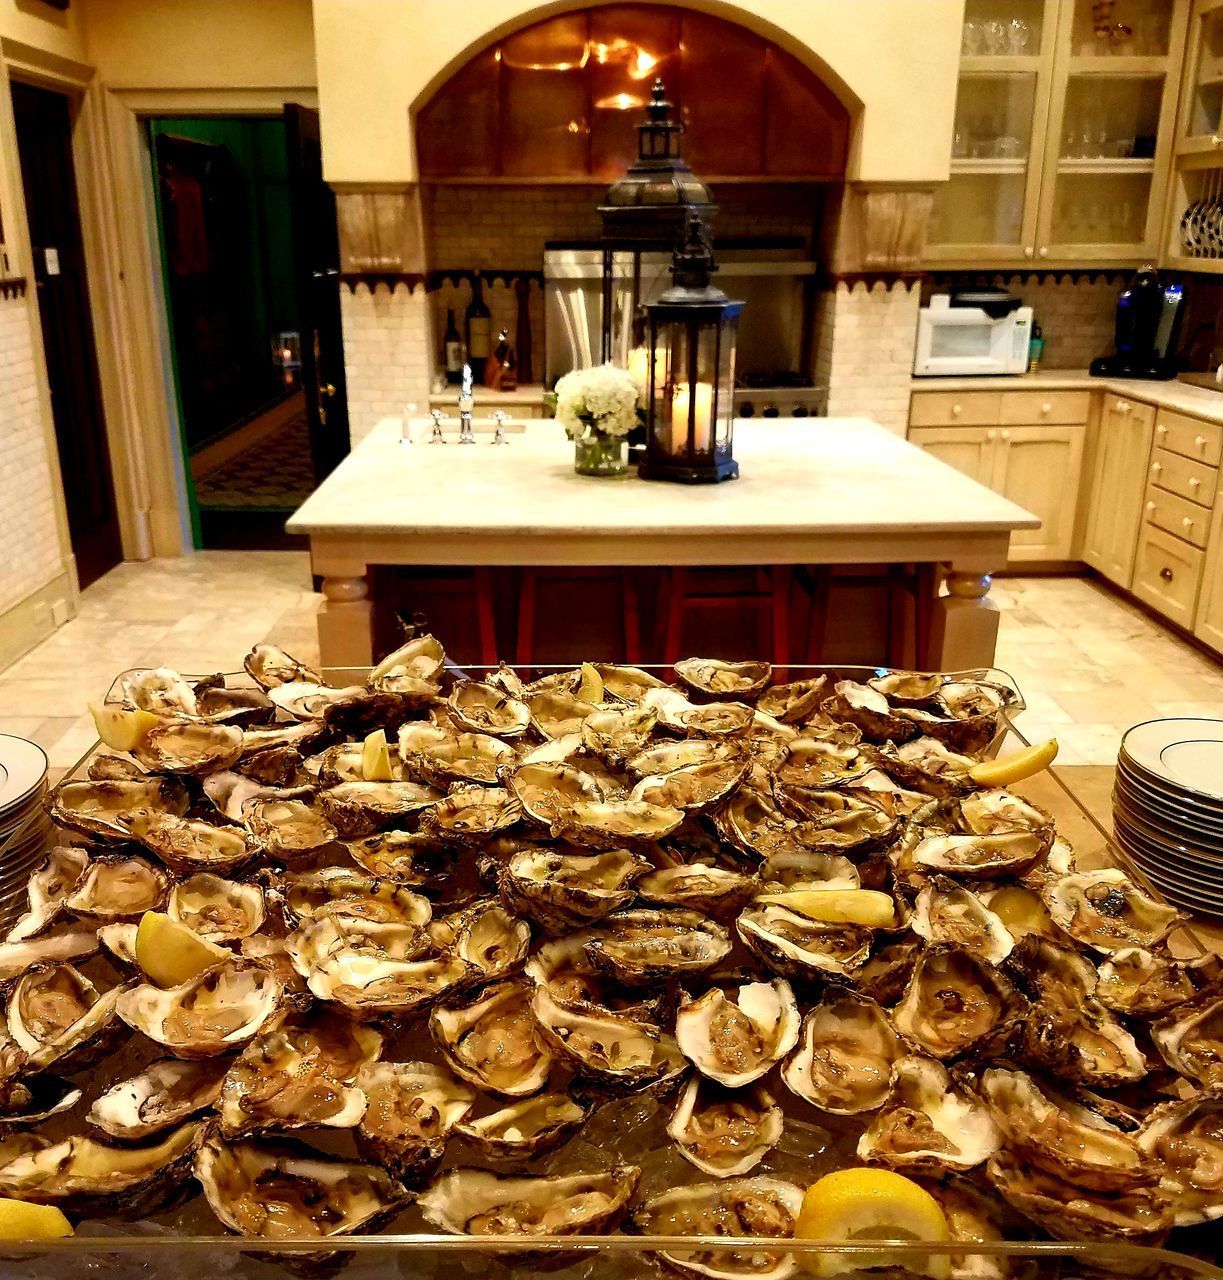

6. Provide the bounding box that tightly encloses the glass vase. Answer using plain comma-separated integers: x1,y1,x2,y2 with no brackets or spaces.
574,432,628,477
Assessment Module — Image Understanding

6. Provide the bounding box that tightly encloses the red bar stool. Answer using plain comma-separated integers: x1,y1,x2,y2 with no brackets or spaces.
661,567,791,668
516,569,641,666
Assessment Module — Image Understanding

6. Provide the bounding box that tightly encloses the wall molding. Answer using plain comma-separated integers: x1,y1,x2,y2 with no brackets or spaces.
0,570,76,674
339,267,544,295
0,277,26,299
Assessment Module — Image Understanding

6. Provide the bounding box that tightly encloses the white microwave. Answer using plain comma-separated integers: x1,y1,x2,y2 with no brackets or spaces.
913,295,1033,376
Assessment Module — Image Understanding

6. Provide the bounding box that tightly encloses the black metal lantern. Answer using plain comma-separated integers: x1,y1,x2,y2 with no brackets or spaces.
640,214,741,484
598,80,717,369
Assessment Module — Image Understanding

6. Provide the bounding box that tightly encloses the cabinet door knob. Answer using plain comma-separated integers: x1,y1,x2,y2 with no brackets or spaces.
1038,246,1048,257
1189,476,1201,490
1183,517,1195,532
1160,566,1174,581
1000,429,1010,440
1156,422,1166,434
1040,402,1052,414
1151,462,1162,475
1146,500,1156,512
1195,434,1208,450
986,429,996,441
1117,401,1131,413
1024,246,1034,258
952,403,962,416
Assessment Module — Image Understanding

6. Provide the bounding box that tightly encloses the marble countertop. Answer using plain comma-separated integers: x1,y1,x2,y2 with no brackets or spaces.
911,369,1223,424
287,417,1039,538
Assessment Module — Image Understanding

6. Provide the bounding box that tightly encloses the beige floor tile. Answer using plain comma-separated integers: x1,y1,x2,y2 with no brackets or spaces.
1051,688,1160,726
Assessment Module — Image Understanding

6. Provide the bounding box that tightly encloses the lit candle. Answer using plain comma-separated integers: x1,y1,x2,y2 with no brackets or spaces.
672,381,713,455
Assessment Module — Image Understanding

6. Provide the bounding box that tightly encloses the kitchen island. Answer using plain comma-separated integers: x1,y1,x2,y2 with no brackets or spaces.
287,417,1038,670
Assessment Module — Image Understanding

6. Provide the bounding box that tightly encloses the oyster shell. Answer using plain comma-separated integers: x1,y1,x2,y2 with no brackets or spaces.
87,1057,229,1141
97,922,139,968
821,680,916,743
736,903,871,980
1137,1092,1223,1226
7,963,123,1072
667,1077,783,1178
770,786,898,854
1096,948,1215,1019
0,925,99,982
674,657,771,702
642,687,755,738
507,761,605,827
584,908,732,985
370,633,446,684
6,846,90,942
455,1092,589,1163
420,785,521,844
1151,985,1223,1088
627,1177,803,1280
581,704,659,766
430,899,531,980
120,666,198,716
631,754,750,814
757,677,829,724
195,1131,410,1243
892,944,1025,1060
319,780,442,837
911,876,1014,965
132,721,243,775
117,960,282,1058
859,1056,1000,1173
874,736,977,797
556,797,684,849
781,989,902,1115
244,798,337,861
448,680,531,737
636,864,757,916
868,671,944,707
64,854,169,921
498,847,648,931
128,811,260,876
1042,870,1182,954
48,776,188,841
528,689,600,739
675,980,800,1087
398,724,516,788
714,784,792,857
168,872,265,942
430,980,553,1097
354,1059,473,1186
244,643,321,689
894,796,1050,881
0,1122,204,1217
758,848,860,892
418,1165,640,1237
283,868,431,929
591,663,667,703
344,830,454,886
774,738,874,790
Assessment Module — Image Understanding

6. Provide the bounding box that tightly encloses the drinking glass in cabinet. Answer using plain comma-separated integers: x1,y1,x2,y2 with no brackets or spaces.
1072,0,1171,57
962,0,1046,55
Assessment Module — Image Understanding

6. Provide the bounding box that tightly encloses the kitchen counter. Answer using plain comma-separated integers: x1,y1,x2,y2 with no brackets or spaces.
289,417,1037,670
911,369,1223,425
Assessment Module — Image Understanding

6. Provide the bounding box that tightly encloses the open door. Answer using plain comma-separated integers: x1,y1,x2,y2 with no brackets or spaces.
284,103,349,481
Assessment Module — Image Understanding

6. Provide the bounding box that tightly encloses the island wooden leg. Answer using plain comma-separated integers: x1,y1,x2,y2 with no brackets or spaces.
318,570,373,669
927,566,1001,672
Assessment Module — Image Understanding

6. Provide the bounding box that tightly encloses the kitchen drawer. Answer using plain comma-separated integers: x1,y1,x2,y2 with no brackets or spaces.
998,390,1090,425
1143,482,1211,549
1149,447,1217,508
1131,525,1205,629
1153,410,1223,466
909,392,1001,427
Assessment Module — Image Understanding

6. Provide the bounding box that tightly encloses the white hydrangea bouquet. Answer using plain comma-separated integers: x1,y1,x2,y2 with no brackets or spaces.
554,363,643,476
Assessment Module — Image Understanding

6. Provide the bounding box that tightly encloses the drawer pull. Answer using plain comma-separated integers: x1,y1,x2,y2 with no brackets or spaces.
1159,566,1174,581
1156,423,1167,435
1151,462,1162,475
1041,402,1052,414
986,429,996,441
1189,477,1201,490
1001,429,1010,441
952,403,962,417
1195,434,1208,450
1117,401,1131,414
1146,501,1156,513
1183,517,1195,532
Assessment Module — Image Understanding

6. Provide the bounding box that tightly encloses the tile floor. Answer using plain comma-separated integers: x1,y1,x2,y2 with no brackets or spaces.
1,554,1221,774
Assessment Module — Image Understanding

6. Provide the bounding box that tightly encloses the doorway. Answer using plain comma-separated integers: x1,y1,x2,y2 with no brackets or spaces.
147,108,348,548
12,81,123,589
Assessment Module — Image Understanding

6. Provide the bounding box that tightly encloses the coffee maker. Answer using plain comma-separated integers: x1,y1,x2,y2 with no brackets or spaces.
1091,266,1185,380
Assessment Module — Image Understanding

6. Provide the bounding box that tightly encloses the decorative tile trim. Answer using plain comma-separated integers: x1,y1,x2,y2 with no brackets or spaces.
0,278,27,300
338,268,544,295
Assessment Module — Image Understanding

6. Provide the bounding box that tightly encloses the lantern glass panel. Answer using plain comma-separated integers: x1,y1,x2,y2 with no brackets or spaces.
649,317,684,458
716,314,737,452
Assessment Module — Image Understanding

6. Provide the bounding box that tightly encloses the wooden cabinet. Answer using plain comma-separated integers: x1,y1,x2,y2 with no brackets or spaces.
1082,395,1157,585
929,0,1189,267
909,390,1087,560
1131,523,1205,625
1195,476,1223,650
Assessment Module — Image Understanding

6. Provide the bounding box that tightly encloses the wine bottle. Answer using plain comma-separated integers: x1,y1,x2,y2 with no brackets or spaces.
466,272,492,382
442,308,463,385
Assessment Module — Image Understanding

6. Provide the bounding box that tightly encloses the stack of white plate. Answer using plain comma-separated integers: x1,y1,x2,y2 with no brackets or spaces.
1114,717,1223,920
0,735,51,927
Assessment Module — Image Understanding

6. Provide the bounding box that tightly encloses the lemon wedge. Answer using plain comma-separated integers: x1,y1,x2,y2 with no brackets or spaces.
969,738,1058,788
88,703,160,752
986,885,1055,939
0,1199,73,1239
796,1168,950,1278
361,728,393,781
135,911,230,988
576,662,604,706
758,889,896,929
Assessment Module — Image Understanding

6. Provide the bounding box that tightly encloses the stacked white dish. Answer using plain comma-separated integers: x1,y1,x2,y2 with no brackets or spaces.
0,735,51,927
1113,717,1223,920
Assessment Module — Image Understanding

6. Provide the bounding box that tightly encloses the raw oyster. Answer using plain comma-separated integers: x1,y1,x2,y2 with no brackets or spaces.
910,876,1014,965
759,848,860,892
418,1165,640,1236
196,1131,410,1243
244,643,321,689
978,1065,1156,1190
6,846,90,942
87,1057,229,1141
0,1122,205,1217
675,980,800,1087
985,1149,1173,1244
667,1077,783,1177
774,737,874,790
48,776,188,841
631,754,750,813
1152,985,1223,1087
204,771,310,822
370,633,446,684
244,798,337,860
168,872,265,942
894,795,1050,881
194,683,273,725
715,784,793,857
117,961,282,1058
674,657,771,701
398,724,516,787
498,846,648,931
429,899,531,980
128,811,260,876
530,985,684,1089
859,1056,1000,1173
636,863,757,916
736,903,871,980
430,980,553,1097
528,689,600,739
447,680,530,737
420,785,521,844
132,720,243,775
781,989,902,1115
770,786,897,853
583,908,732,985
627,1177,803,1280
892,944,1024,1060
319,779,442,837
757,676,829,724
355,1060,474,1185
642,687,755,738
0,925,99,982
556,797,684,849
821,680,916,743
344,830,454,886
1042,870,1182,954
1096,948,1216,1019
507,761,605,826
283,867,431,928
581,704,659,765
64,854,169,920
120,666,198,716
455,1092,588,1163
1137,1093,1223,1226
873,736,977,797
7,963,123,1071
868,671,944,707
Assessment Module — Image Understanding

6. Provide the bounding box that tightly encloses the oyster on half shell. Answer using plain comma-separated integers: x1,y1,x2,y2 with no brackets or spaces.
675,980,800,1088
355,1060,473,1186
667,1077,784,1178
455,1092,589,1163
583,908,732,985
430,980,553,1098
87,1057,229,1141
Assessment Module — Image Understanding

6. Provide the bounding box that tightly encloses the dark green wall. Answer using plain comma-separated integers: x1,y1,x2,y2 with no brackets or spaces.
148,116,298,451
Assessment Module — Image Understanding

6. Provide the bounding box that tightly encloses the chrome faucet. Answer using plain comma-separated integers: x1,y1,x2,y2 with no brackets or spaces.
458,363,475,444
491,410,509,445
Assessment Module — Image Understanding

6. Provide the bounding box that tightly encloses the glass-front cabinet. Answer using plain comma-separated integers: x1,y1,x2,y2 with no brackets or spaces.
1178,0,1223,152
927,0,1188,266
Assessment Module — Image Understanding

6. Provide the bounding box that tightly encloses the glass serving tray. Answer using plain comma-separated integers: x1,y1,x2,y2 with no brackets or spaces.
2,664,1218,1279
